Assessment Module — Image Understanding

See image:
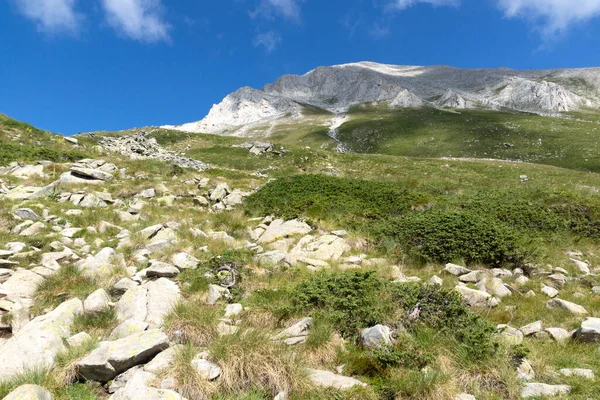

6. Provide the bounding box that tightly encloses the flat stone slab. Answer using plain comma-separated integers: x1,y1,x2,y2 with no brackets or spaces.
0,298,83,382
307,369,366,390
77,329,169,382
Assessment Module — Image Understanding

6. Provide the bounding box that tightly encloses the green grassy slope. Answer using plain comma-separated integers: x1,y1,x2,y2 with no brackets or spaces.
335,107,600,172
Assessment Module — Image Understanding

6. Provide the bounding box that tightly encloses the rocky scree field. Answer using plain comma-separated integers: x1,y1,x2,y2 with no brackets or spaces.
0,113,600,400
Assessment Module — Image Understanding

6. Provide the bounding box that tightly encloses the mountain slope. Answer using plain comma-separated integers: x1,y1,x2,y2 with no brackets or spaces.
165,62,600,134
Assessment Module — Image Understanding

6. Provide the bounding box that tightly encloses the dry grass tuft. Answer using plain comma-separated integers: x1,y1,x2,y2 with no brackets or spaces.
210,328,309,396
164,298,221,346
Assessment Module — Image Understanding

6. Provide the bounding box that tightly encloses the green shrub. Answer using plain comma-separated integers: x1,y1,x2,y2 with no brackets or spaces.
347,342,434,377
390,283,498,362
244,174,427,228
290,271,391,337
378,209,525,266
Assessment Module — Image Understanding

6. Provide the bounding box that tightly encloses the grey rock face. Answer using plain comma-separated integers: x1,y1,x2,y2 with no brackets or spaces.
166,62,600,134
77,329,169,382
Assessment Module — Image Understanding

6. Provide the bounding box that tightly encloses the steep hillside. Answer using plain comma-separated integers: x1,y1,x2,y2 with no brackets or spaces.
2,112,600,400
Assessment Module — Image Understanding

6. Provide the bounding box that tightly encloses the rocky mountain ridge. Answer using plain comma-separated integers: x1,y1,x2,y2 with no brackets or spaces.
164,62,600,134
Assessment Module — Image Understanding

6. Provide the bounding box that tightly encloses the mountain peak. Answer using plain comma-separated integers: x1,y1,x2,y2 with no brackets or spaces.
164,62,600,134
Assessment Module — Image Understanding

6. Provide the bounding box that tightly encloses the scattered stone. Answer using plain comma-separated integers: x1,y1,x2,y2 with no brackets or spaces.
442,263,471,276
109,369,184,400
545,327,571,343
3,384,53,400
206,284,230,305
573,317,600,343
191,357,222,380
521,383,570,398
146,261,180,278
171,252,199,270
257,219,312,244
14,208,39,220
497,325,523,345
307,369,366,390
274,317,312,345
19,222,45,236
455,286,499,308
84,288,111,314
361,325,395,349
546,298,588,316
520,321,543,337
517,358,536,381
541,285,559,298
559,368,595,379
224,303,243,318
111,278,139,297
144,347,178,374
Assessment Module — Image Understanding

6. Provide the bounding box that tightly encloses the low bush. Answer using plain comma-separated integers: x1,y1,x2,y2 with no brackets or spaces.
378,209,526,266
290,270,391,337
244,174,427,228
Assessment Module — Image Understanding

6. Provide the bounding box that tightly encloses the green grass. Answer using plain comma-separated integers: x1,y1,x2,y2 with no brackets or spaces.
336,108,600,172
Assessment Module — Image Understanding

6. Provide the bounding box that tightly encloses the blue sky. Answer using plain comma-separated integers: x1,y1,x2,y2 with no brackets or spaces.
2,0,600,135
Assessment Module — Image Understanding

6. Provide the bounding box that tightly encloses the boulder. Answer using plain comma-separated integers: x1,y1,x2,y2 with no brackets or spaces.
497,325,523,345
84,288,111,314
520,321,543,337
455,286,499,308
0,298,83,382
0,268,45,298
442,263,471,276
171,252,199,270
191,357,222,380
361,325,395,349
307,369,366,390
144,347,178,374
274,317,312,344
206,284,230,305
3,384,53,400
257,219,312,244
545,327,571,342
521,383,570,398
19,222,45,236
559,368,595,379
573,317,600,343
14,208,39,220
71,167,114,182
546,298,588,316
116,286,148,323
224,303,243,318
77,329,169,382
146,261,180,278
145,278,180,329
109,369,183,400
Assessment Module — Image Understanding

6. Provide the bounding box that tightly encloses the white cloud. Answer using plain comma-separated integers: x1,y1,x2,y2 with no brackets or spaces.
101,0,171,43
253,30,282,53
497,0,600,36
13,0,82,34
251,0,302,21
388,0,460,11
